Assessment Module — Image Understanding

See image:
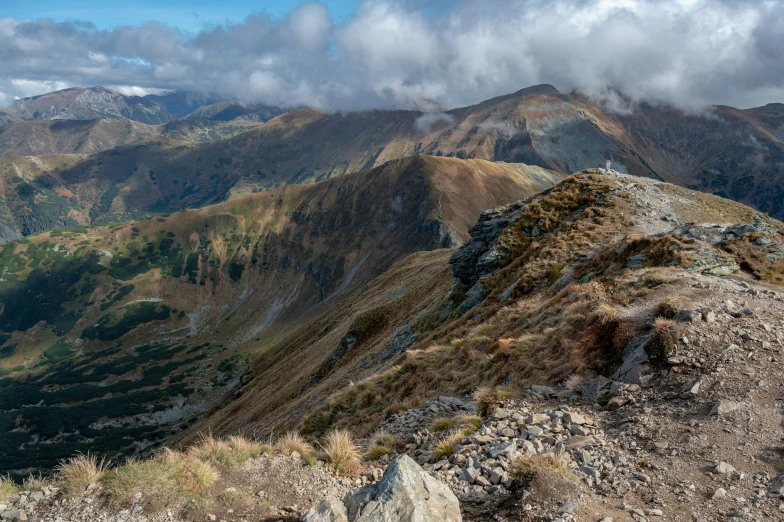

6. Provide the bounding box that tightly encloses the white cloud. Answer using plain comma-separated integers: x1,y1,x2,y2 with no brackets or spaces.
414,112,454,134
0,1,782,112
107,85,167,97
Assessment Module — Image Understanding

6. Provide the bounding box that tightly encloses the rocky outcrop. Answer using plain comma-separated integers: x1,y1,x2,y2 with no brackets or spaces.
374,323,419,361
449,203,524,287
303,455,461,522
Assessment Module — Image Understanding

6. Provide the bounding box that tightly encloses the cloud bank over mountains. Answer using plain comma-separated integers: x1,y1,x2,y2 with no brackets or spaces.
1,0,783,111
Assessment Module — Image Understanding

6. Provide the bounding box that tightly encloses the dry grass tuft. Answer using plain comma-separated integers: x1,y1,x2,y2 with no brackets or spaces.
365,432,400,460
189,434,270,467
431,417,453,432
0,475,21,497
274,431,314,460
433,431,463,460
648,318,682,359
563,373,587,394
593,303,617,325
513,454,575,484
640,269,679,289
22,473,52,491
431,414,482,435
322,430,362,477
365,444,392,461
656,295,691,319
474,385,518,416
102,450,218,507
56,454,107,494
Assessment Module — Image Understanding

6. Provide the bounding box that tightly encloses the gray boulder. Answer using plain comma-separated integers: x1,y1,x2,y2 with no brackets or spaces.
303,496,349,522
582,375,611,399
344,454,461,522
709,399,743,416
610,345,651,386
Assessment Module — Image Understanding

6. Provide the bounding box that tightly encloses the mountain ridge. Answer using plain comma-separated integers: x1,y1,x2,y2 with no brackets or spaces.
1,84,783,233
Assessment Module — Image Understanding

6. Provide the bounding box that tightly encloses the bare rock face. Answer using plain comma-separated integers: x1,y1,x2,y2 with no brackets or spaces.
303,455,461,522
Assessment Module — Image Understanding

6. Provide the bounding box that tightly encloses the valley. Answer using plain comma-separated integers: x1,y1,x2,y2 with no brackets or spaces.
0,155,560,474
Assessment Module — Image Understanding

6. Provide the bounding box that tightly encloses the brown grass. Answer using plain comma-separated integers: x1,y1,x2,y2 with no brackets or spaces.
102,450,218,507
188,434,271,466
720,234,784,286
0,475,21,497
593,303,617,325
431,414,483,435
474,385,519,417
306,276,626,437
321,429,362,477
656,295,693,319
647,318,682,360
513,454,576,484
365,432,400,460
274,431,314,460
56,454,108,494
433,431,463,460
563,373,587,394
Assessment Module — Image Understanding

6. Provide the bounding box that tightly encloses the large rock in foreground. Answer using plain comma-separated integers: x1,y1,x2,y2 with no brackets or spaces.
302,454,461,522
302,496,349,522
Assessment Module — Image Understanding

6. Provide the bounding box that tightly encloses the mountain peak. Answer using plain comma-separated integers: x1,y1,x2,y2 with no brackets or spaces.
515,84,561,97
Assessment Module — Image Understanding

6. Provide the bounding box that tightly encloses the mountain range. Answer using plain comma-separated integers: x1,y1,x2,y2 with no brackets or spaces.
0,86,285,126
0,85,781,248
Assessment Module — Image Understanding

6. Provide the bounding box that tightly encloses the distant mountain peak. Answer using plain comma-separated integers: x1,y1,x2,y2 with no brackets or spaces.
515,84,561,97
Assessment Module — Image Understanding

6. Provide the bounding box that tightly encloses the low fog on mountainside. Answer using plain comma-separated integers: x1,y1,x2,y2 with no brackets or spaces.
0,1,784,521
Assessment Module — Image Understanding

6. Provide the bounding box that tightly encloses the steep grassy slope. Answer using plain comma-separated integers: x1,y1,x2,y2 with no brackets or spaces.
0,155,560,474
0,119,260,157
183,169,784,443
